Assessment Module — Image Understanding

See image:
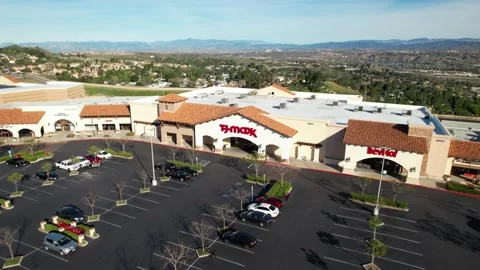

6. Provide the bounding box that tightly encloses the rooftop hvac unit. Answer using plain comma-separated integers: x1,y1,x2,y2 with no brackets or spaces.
358,106,363,111
221,98,230,104
199,93,209,98
293,97,300,103
279,103,287,109
402,109,408,116
377,107,383,113
407,110,412,116
425,115,430,119
311,95,316,100
229,103,239,107
239,94,248,99
332,101,338,106
215,90,224,95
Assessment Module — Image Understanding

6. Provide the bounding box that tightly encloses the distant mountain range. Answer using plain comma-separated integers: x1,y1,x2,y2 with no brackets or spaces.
1,38,480,53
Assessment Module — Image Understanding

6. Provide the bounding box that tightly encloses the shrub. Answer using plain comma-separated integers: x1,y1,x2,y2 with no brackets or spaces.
446,181,480,195
0,198,11,207
76,223,93,231
246,174,265,183
167,160,203,171
103,134,110,137
15,151,53,162
66,134,75,138
126,132,135,136
104,149,133,158
350,192,408,209
44,223,59,232
63,230,79,242
365,239,387,257
266,182,292,198
0,155,10,162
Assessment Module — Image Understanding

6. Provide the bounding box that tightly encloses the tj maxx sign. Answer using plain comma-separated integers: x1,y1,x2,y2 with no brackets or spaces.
367,147,398,158
219,124,257,138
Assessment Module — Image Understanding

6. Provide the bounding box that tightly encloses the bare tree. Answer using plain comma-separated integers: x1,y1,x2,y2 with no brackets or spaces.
185,147,198,166
390,181,413,202
83,191,98,216
162,239,191,270
7,173,23,192
270,162,295,186
0,227,18,259
88,145,100,156
117,135,131,153
168,146,181,162
353,177,372,197
104,137,113,149
231,188,251,210
243,151,263,177
41,162,53,173
211,204,234,228
24,138,41,157
115,182,126,201
136,169,149,188
189,220,215,251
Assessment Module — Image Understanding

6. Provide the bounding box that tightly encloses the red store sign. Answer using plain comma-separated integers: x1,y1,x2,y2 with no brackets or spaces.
367,147,398,158
220,124,257,138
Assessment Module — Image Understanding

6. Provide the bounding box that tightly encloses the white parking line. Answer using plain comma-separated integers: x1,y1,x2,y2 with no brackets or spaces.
136,266,148,270
57,177,81,184
186,258,200,270
0,188,38,201
87,204,136,219
124,185,170,197
336,214,418,233
153,253,203,270
111,191,160,204
339,207,416,223
201,213,270,232
166,240,245,266
324,256,362,268
98,196,148,211
13,240,69,262
98,219,122,228
28,179,68,189
169,180,189,186
331,233,423,256
101,165,116,170
23,246,42,257
179,231,254,254
202,161,211,167
334,224,420,244
106,160,124,165
156,184,180,191
21,185,55,195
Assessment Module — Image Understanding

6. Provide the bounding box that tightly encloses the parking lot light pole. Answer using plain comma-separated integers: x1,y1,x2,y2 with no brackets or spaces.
149,127,157,186
373,147,388,216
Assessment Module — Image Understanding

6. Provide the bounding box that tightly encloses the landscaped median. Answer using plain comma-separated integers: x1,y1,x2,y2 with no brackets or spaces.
446,181,480,195
2,256,23,269
0,198,14,210
38,216,100,248
245,174,267,184
265,181,293,198
0,151,54,164
349,192,409,211
104,149,133,159
167,160,203,172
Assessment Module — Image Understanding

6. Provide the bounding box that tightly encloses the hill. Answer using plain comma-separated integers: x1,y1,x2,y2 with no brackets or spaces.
0,45,54,58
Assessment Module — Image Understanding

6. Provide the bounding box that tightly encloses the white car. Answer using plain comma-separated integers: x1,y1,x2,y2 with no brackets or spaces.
96,150,112,159
74,156,91,168
247,203,280,218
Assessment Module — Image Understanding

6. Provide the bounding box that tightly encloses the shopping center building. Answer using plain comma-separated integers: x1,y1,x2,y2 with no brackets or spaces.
1,83,480,184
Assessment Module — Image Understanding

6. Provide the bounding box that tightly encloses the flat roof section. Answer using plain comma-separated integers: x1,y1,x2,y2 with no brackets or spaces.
0,81,83,94
0,96,146,109
441,120,480,141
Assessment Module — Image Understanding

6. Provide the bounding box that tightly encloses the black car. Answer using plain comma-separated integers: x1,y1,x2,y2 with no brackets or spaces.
36,171,58,181
178,166,199,176
219,227,257,248
236,210,272,227
56,205,85,222
6,157,30,167
166,170,192,181
154,162,176,172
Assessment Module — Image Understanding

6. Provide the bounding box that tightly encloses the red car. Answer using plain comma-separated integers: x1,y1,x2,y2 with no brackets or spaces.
255,197,284,209
84,155,102,164
57,221,85,235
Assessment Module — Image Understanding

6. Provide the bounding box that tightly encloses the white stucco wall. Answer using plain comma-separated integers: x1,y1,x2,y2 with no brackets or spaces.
130,102,159,135
342,144,423,181
20,105,82,133
79,117,131,131
194,114,295,160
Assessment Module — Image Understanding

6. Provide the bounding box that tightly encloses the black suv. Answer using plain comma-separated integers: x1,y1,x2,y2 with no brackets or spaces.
178,166,199,176
6,157,30,167
219,227,257,248
36,171,58,181
236,210,272,227
166,170,192,181
154,162,176,172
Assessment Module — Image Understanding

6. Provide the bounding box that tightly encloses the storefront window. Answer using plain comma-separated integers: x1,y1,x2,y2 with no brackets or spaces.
102,124,116,130
119,124,132,131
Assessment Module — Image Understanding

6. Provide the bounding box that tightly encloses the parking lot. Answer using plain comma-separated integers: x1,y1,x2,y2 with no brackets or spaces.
0,140,479,270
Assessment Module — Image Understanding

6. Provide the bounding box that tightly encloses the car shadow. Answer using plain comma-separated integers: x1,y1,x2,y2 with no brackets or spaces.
146,228,167,269
320,210,348,225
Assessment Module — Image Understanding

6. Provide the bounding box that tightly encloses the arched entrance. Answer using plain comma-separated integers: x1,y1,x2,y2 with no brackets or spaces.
19,129,35,138
266,144,281,161
202,135,215,151
55,119,74,131
0,129,13,138
356,158,408,181
223,137,258,154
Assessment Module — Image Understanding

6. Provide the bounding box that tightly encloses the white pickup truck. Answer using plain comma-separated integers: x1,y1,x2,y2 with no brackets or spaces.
55,160,80,171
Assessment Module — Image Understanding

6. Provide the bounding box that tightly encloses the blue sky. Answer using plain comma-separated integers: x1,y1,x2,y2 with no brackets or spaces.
2,0,478,44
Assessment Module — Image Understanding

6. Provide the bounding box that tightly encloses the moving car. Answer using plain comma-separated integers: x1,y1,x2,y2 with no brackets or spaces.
6,157,30,167
96,150,112,159
43,232,77,256
36,171,58,181
235,210,272,227
247,202,280,217
155,162,177,172
255,196,284,209
84,155,102,164
56,205,85,222
166,170,192,181
219,227,257,248
178,166,199,176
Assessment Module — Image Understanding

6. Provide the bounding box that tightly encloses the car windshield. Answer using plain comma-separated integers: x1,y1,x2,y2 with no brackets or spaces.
58,236,71,246
269,206,276,211
99,151,106,155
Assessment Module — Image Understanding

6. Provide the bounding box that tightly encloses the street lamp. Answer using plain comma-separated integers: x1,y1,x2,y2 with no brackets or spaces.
373,146,389,216
148,127,157,186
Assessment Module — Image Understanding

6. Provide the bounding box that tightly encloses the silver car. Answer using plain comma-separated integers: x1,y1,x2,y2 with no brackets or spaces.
43,232,77,255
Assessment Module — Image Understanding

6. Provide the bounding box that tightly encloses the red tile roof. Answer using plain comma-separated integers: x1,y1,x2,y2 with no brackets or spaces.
157,94,188,103
80,104,130,117
1,75,19,84
343,119,428,153
448,140,480,160
0,109,45,124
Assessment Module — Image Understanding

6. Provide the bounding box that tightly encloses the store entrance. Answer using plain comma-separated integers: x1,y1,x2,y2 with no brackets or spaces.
356,158,408,181
223,137,258,154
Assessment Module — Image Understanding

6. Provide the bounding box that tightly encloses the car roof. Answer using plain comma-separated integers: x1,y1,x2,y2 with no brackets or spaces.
46,232,66,241
59,205,81,211
257,203,274,208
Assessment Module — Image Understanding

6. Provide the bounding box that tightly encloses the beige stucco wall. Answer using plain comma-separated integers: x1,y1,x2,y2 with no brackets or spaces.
255,86,295,97
0,76,16,86
425,135,452,178
322,124,347,164
161,123,194,146
0,85,85,104
130,102,159,135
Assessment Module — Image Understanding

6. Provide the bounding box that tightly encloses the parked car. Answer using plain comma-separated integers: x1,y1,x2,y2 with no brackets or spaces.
96,150,112,159
166,170,192,181
6,157,30,167
55,160,80,171
74,156,91,168
178,166,199,176
247,202,280,217
219,227,257,248
155,162,177,172
255,196,284,209
57,221,85,235
235,210,272,227
56,205,85,222
43,232,77,256
84,155,102,164
36,171,58,181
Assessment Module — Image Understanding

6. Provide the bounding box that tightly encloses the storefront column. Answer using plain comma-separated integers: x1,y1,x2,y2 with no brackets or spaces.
213,139,223,152
258,144,266,156
115,123,120,131
296,145,303,160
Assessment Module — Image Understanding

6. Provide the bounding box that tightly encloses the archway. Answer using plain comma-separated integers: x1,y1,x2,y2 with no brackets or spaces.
40,126,45,137
202,135,215,151
356,158,408,182
54,119,75,131
0,129,13,138
19,129,35,138
266,144,281,161
223,137,258,154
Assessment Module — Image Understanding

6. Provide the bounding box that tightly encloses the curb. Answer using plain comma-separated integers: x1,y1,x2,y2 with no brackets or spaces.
9,138,480,199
